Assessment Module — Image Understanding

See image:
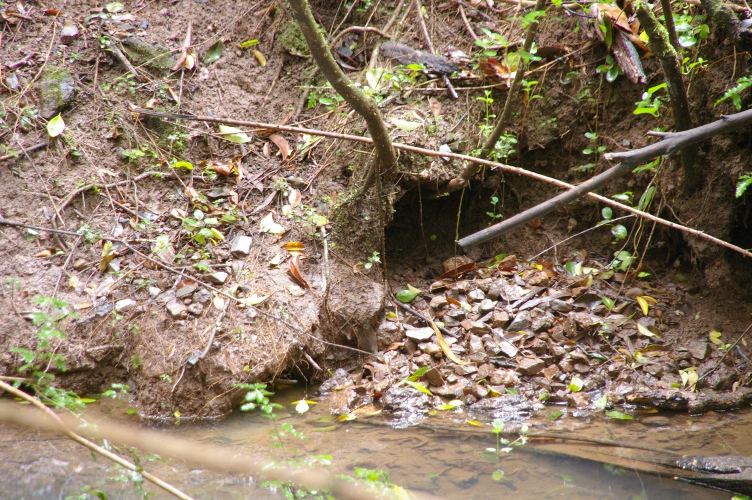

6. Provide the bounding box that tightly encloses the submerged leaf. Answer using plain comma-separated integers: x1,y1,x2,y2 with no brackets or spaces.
605,410,633,420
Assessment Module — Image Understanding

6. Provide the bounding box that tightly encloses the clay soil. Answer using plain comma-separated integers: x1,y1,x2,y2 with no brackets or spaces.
1,0,751,421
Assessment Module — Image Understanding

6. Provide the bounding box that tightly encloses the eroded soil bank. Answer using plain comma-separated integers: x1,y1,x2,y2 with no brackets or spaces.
1,0,751,425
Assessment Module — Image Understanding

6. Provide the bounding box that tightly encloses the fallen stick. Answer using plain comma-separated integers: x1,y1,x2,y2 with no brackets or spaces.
458,108,752,253
0,402,425,500
131,107,752,260
0,381,193,500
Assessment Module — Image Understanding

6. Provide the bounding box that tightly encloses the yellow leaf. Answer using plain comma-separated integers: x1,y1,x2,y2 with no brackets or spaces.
466,419,483,427
635,296,649,316
407,284,422,294
428,317,467,365
252,49,267,67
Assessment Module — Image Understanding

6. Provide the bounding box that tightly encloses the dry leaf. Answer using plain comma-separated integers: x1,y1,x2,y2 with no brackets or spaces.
252,49,266,67
288,188,301,207
428,317,467,365
269,134,291,161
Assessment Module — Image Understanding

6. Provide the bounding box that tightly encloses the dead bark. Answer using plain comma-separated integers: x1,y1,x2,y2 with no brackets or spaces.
288,0,396,175
635,0,700,193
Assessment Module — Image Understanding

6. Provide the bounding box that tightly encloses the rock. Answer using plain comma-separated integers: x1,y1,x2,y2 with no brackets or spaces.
429,295,447,309
567,392,590,408
542,364,559,381
423,343,443,357
377,322,402,346
454,364,478,376
550,299,573,313
443,467,478,489
193,288,212,304
175,281,198,298
642,416,670,427
508,310,530,331
423,367,444,386
413,353,432,366
489,369,518,386
156,288,176,305
468,334,484,354
559,358,574,373
643,363,664,378
530,309,554,332
230,235,253,257
121,37,176,72
148,286,161,297
477,363,494,380
166,299,187,319
460,319,490,335
487,284,501,300
549,343,566,360
492,310,510,328
573,362,591,374
206,271,229,284
405,326,434,341
37,66,75,119
468,289,485,302
518,357,544,376
115,298,136,312
187,302,204,315
498,340,518,358
433,380,469,397
479,298,496,313
688,340,708,360
473,384,489,399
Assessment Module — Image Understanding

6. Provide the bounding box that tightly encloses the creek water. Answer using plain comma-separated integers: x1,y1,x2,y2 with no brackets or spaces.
2,386,749,499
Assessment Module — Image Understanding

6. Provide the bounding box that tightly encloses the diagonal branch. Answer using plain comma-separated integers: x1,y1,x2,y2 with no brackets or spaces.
457,108,752,252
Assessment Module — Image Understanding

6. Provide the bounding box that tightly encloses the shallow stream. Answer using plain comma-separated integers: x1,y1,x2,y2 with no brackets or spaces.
3,386,750,499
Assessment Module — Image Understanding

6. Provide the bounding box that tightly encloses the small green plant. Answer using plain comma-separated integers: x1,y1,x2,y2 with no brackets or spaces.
486,196,503,223
595,55,622,83
716,76,752,111
358,251,381,271
235,382,282,416
634,83,667,116
736,173,752,198
672,11,709,48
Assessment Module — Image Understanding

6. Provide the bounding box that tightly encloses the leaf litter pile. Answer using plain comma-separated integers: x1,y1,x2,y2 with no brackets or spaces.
1,0,751,426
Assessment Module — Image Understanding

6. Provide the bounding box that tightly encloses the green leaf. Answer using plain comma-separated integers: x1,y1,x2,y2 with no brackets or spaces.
593,394,608,410
204,40,224,64
736,174,752,198
395,287,419,303
47,114,65,137
218,124,252,144
611,224,628,241
492,470,505,481
548,410,564,421
601,297,614,309
601,207,613,220
172,160,194,170
568,376,583,393
240,39,259,48
404,380,432,395
605,410,633,420
391,118,423,131
637,186,655,211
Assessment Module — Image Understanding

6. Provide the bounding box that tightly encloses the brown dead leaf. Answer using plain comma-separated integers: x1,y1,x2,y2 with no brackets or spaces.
172,21,195,72
269,134,291,161
35,248,53,258
73,302,92,310
480,57,513,81
428,97,442,119
288,188,301,207
284,242,310,289
527,218,542,229
438,262,477,280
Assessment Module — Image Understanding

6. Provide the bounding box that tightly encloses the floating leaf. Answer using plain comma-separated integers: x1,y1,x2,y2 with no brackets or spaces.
47,114,65,137
391,118,422,131
593,394,608,410
605,410,633,420
218,124,252,144
293,400,316,414
203,39,224,64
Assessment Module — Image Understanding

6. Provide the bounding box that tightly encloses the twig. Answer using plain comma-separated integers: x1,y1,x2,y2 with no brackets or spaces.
0,142,46,162
458,5,479,41
0,381,193,500
329,26,391,50
127,107,752,260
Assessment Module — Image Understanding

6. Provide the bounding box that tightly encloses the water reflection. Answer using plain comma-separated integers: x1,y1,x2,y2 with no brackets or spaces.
1,386,746,499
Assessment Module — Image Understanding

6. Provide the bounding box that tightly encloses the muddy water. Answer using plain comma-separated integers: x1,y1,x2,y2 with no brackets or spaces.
2,387,749,499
